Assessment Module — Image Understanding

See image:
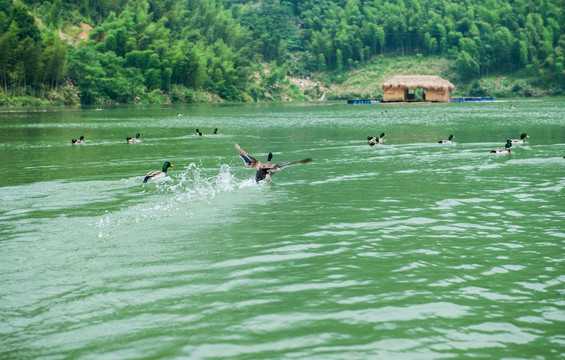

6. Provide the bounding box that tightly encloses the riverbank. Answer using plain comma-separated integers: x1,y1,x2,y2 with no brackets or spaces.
0,55,561,107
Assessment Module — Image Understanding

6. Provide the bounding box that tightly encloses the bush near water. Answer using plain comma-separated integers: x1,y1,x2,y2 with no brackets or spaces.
0,0,563,106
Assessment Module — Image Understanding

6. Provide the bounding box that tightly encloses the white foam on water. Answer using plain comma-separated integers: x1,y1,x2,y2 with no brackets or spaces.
94,163,262,239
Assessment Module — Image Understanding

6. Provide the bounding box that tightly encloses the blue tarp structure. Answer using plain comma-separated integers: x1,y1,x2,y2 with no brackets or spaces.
452,97,495,102
347,99,379,104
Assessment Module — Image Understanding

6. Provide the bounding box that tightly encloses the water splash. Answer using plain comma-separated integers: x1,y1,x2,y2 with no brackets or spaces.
95,163,257,238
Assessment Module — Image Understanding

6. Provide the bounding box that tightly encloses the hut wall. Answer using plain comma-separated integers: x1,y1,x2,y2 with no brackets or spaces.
426,88,451,102
382,87,405,101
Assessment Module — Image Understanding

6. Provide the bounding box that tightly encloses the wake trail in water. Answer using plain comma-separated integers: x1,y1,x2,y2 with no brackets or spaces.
96,163,260,238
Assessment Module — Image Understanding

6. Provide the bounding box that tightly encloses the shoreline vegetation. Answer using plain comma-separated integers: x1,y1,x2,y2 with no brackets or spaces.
0,52,561,107
0,0,562,107
1,55,560,107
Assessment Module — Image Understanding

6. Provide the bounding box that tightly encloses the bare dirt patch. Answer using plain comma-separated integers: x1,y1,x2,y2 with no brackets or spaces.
59,22,93,44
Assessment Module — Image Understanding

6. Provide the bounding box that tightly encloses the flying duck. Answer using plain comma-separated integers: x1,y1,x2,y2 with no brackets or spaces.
491,140,512,154
508,133,529,144
71,136,84,144
439,134,454,144
143,162,174,183
127,133,142,143
195,129,202,136
367,132,385,146
234,143,312,182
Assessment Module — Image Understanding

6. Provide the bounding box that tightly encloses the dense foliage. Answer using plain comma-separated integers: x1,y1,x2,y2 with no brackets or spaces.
229,0,564,83
0,0,563,104
0,2,66,98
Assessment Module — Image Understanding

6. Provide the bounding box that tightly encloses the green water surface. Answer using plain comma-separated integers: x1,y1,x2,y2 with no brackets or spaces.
0,100,564,359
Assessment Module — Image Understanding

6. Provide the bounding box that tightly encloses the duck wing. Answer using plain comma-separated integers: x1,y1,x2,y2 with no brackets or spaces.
235,143,260,169
143,170,163,183
272,158,312,172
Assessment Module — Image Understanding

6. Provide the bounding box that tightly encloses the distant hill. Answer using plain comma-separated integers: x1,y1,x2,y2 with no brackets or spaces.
0,0,562,105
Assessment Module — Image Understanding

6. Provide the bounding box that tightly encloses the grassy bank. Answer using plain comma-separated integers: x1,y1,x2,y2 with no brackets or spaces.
310,55,561,101
318,56,453,100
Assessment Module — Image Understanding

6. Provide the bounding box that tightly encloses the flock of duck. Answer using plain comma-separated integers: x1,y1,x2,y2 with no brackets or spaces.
367,132,530,154
71,128,312,183
367,133,455,146
70,130,530,184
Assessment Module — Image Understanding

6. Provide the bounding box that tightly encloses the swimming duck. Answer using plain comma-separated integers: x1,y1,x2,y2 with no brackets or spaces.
143,162,174,183
439,134,454,144
234,143,312,182
367,132,385,146
126,133,142,143
491,140,512,154
508,133,529,144
71,136,84,144
212,128,219,135
195,129,202,136
176,113,183,116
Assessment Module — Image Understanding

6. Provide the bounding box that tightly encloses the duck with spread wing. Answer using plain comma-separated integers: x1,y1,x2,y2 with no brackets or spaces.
234,143,312,182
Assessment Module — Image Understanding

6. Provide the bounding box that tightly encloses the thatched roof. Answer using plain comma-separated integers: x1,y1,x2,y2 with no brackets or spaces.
381,75,455,90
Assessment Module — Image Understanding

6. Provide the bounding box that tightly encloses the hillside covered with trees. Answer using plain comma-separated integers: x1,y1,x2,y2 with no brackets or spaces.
0,0,563,105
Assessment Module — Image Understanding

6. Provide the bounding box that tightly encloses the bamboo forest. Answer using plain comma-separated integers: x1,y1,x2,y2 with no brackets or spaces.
0,0,563,105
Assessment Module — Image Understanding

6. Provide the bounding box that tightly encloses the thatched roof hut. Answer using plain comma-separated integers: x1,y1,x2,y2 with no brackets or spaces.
381,75,455,103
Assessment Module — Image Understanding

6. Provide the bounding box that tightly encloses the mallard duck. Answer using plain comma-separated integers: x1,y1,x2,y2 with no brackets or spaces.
176,113,183,116
439,134,454,144
234,143,312,182
491,140,513,154
143,162,174,183
212,128,219,135
126,133,142,143
367,132,385,146
71,136,84,144
508,133,529,144
195,129,202,136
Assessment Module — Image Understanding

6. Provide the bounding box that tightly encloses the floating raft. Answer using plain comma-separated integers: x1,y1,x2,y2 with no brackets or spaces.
347,99,380,104
452,97,495,103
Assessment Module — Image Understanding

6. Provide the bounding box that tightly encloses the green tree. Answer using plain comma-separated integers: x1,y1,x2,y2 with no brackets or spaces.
46,0,63,28
455,50,479,80
40,39,66,90
9,4,41,42
0,22,17,91
161,66,172,91
67,47,144,104
493,26,513,71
